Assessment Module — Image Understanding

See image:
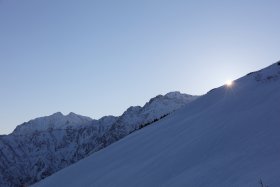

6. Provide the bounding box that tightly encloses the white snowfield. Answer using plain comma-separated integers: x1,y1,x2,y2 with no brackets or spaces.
33,62,280,187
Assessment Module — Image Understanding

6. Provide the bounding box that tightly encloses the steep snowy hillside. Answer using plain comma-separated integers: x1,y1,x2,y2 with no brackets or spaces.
0,92,197,187
99,91,196,147
33,62,280,187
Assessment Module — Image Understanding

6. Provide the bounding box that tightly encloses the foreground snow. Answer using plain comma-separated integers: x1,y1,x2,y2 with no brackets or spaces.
33,63,280,187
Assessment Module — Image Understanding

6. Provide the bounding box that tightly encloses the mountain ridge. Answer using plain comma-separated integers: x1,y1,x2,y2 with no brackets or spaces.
0,91,198,187
33,62,280,187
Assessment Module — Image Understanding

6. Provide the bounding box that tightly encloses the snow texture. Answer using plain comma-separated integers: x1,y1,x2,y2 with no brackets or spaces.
33,62,280,187
0,92,196,187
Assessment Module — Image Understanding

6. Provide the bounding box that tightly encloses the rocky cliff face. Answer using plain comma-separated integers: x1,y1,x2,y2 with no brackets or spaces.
0,92,198,187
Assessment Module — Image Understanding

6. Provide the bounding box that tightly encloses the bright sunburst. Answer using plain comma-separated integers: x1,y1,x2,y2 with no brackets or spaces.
226,80,233,87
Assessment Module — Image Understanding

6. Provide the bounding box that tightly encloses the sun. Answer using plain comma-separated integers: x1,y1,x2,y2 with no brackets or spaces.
226,80,233,87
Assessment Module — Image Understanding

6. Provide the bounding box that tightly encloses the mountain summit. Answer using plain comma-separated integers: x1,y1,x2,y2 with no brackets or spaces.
12,112,94,135
33,62,280,187
0,92,197,187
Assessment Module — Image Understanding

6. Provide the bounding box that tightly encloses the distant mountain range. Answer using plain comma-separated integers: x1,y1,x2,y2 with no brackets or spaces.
33,62,280,187
0,91,198,187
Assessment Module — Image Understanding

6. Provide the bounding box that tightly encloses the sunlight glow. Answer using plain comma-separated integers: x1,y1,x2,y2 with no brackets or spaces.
226,80,233,87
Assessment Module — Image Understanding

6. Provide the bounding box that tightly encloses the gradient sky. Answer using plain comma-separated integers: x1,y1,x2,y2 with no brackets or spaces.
1,0,280,134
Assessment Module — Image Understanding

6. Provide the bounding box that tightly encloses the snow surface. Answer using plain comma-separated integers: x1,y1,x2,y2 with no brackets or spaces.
33,63,280,187
0,92,196,187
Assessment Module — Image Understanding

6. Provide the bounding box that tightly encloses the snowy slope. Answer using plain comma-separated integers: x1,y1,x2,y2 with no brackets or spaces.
33,62,280,187
0,92,197,187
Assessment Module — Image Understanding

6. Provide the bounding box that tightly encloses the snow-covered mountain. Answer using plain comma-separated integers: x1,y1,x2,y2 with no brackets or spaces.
12,112,95,135
0,92,197,187
33,62,280,187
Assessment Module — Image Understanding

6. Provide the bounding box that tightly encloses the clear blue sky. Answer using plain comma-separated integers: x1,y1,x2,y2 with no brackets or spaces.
1,0,280,134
